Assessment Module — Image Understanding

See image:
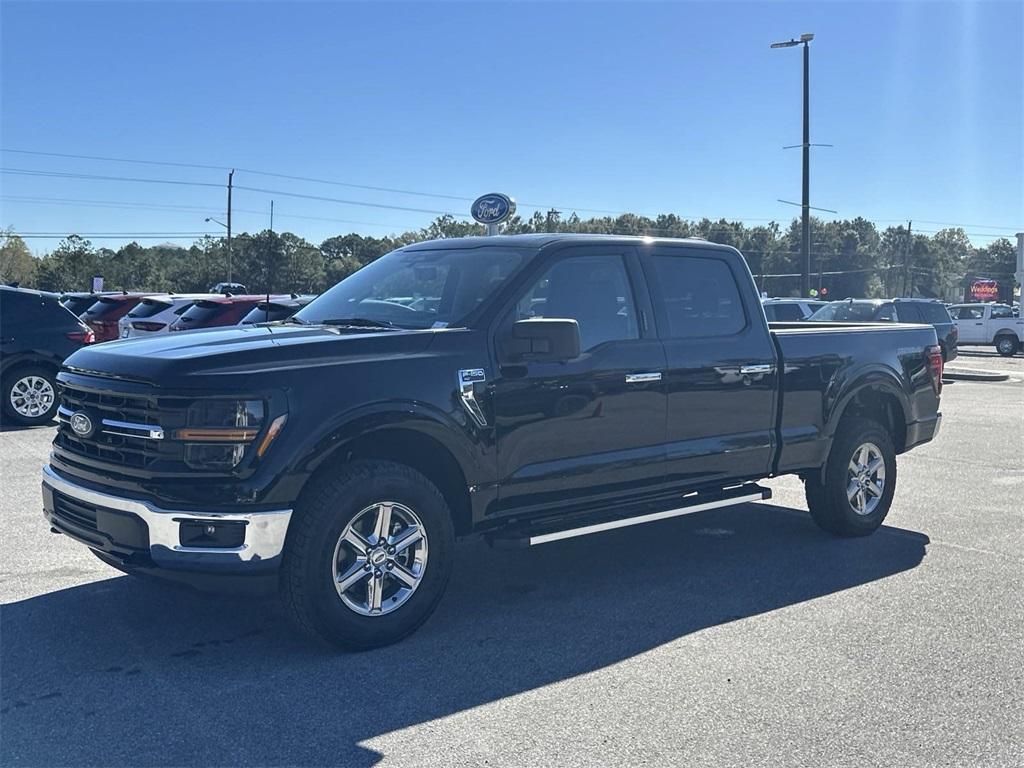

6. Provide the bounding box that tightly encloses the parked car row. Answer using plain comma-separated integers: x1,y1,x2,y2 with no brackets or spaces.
1,286,316,427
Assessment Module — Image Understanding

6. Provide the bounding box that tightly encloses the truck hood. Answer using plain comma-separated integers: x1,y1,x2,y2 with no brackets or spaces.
62,324,440,387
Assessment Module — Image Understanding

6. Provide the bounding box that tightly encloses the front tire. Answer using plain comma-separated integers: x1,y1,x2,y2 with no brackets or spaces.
805,417,897,537
281,460,455,650
995,335,1019,357
2,365,58,426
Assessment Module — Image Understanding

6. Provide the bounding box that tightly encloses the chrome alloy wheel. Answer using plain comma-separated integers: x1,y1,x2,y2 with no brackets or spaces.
9,375,55,418
332,502,428,616
847,442,885,516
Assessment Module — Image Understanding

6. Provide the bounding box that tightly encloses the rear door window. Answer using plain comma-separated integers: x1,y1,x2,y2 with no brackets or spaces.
647,254,746,338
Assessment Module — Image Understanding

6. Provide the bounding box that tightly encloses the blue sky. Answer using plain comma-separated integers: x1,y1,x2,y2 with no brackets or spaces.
1,1,1021,252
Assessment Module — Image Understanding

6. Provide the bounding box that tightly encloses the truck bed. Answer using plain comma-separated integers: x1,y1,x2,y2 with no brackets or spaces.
767,321,942,475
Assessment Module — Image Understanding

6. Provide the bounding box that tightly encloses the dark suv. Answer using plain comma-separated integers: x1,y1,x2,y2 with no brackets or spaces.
1,286,95,426
808,298,958,361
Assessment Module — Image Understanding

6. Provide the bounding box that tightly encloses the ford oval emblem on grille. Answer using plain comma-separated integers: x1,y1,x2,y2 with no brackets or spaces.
69,411,95,438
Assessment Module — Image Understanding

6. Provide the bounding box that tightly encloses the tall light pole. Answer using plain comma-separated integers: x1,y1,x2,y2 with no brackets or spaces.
772,33,814,298
226,169,234,283
205,216,230,282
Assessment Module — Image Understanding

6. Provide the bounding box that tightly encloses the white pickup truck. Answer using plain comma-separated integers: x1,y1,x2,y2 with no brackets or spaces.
948,303,1024,356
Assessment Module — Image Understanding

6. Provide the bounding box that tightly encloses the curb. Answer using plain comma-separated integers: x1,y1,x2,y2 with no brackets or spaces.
943,368,1011,382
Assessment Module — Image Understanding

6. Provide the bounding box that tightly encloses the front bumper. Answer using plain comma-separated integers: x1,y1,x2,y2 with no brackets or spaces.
41,465,292,574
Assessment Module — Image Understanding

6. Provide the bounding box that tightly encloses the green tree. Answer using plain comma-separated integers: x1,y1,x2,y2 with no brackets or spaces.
34,235,98,292
0,231,38,286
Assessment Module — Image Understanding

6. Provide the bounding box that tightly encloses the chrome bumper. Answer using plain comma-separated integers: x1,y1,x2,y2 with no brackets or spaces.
41,465,292,572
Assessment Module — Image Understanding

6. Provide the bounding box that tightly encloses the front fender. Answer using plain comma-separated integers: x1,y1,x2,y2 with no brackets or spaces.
291,399,490,487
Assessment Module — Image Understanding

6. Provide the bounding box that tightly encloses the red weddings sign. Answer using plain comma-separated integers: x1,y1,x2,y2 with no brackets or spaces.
970,279,998,301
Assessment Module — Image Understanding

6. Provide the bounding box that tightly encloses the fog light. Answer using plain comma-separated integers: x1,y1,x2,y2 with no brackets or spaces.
179,520,246,548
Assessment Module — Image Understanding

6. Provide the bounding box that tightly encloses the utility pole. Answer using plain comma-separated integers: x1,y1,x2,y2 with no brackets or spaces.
269,199,274,233
226,169,234,283
801,40,811,299
901,221,913,297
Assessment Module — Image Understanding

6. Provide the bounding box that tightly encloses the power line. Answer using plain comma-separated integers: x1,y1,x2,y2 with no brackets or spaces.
2,163,1016,239
0,147,785,219
0,195,415,230
1,167,223,188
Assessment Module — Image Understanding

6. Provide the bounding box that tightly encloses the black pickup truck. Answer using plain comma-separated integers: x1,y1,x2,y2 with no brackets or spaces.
41,234,944,649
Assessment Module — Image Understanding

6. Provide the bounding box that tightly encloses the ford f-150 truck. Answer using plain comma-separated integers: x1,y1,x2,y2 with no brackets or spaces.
41,234,944,649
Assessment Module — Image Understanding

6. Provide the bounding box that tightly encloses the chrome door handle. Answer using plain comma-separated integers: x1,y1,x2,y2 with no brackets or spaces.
625,372,662,384
739,364,774,375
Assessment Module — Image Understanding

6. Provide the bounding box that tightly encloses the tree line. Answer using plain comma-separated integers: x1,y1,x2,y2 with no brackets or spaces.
1,212,1018,301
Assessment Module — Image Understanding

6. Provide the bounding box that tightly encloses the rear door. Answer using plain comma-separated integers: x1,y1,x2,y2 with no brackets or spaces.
490,245,668,514
640,246,778,488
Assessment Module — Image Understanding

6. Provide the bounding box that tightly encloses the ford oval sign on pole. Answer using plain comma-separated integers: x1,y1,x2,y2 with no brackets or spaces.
471,193,516,236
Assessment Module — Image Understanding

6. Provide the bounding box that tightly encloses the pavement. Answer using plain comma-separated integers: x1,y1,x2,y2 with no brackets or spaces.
2,353,1022,767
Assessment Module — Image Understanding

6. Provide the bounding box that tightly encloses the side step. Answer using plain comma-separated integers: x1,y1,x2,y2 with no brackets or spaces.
488,484,771,548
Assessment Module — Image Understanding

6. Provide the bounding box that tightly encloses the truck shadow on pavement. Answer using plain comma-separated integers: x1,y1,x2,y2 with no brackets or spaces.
1,502,929,767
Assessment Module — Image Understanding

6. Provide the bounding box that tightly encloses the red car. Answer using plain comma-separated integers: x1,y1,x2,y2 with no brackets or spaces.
81,293,152,342
169,295,288,332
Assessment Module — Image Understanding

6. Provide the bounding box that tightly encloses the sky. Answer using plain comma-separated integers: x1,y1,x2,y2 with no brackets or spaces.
1,0,1022,253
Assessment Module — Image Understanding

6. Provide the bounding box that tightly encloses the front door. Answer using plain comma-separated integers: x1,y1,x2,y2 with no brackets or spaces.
952,305,986,343
489,246,667,516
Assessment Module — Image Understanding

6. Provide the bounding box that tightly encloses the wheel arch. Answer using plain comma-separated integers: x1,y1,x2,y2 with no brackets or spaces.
826,371,910,453
296,408,481,536
0,352,61,380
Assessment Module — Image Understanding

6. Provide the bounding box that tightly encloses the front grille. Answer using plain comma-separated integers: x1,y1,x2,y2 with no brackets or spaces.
54,377,188,473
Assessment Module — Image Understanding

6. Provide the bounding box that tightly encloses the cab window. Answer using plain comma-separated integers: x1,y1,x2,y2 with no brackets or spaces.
512,253,638,351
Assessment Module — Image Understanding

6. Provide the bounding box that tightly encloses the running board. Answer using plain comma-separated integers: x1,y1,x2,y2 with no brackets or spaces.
488,484,771,548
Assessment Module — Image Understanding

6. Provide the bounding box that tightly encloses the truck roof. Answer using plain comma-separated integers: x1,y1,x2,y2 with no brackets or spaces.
402,233,729,252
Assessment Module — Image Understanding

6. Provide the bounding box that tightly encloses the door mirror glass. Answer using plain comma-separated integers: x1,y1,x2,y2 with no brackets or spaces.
502,318,581,363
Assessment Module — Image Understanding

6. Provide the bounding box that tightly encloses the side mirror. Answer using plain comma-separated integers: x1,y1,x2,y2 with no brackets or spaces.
502,318,580,363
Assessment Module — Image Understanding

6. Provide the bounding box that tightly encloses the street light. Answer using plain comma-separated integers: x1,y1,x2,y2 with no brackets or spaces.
204,217,232,284
772,32,814,297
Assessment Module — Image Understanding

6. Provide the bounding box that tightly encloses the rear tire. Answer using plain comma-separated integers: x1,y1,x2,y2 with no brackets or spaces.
280,460,455,650
805,417,897,537
995,335,1019,357
2,364,58,426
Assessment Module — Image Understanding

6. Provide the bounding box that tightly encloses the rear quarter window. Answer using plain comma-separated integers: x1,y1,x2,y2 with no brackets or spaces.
919,304,953,323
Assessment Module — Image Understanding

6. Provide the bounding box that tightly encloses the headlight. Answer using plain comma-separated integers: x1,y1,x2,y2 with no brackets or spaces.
178,399,266,469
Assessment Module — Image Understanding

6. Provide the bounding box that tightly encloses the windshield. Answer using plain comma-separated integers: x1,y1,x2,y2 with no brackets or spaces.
808,302,887,322
296,246,528,329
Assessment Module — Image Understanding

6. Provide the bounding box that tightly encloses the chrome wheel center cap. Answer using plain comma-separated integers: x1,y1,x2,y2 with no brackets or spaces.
369,548,388,567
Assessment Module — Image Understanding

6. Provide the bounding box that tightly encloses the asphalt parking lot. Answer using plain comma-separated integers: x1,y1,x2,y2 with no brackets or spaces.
2,349,1022,768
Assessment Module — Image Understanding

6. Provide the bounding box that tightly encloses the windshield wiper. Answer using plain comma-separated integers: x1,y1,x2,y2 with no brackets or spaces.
280,316,309,325
318,317,399,330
